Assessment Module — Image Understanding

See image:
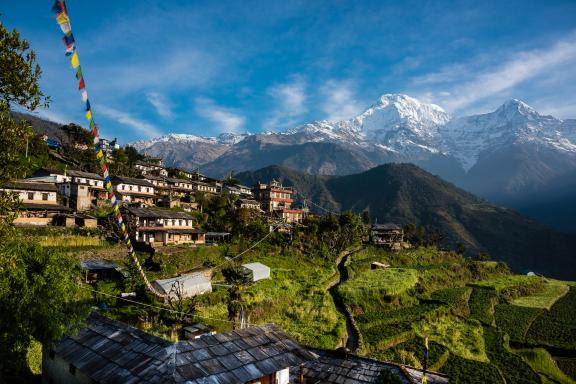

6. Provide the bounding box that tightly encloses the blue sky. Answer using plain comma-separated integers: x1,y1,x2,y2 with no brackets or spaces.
3,0,576,143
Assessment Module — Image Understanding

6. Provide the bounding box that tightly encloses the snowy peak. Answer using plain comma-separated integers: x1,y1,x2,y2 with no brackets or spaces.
131,132,250,151
441,99,572,171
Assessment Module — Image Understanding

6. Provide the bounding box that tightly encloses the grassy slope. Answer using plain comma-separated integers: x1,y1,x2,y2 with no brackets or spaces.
340,246,576,382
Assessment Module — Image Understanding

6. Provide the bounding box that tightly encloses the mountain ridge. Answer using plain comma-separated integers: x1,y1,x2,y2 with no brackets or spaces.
236,164,576,280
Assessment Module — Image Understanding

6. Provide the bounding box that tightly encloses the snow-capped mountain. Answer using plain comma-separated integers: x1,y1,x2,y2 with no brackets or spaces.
442,99,576,171
284,94,451,154
131,132,249,151
129,93,576,219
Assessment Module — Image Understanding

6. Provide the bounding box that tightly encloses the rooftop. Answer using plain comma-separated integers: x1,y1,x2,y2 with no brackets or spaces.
52,313,315,383
2,180,59,192
126,207,194,220
112,176,154,187
300,348,449,384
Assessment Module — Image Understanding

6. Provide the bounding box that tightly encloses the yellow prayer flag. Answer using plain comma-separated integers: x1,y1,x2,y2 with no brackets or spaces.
96,149,103,159
56,13,69,25
85,110,92,120
71,52,80,68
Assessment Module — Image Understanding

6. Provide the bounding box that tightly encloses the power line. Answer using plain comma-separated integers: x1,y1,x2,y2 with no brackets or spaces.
213,224,280,270
79,285,247,325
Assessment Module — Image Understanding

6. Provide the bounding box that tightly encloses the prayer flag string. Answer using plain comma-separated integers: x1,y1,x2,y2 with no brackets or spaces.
52,0,167,298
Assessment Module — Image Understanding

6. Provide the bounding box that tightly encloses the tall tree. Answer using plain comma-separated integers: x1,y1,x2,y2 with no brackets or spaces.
0,19,88,379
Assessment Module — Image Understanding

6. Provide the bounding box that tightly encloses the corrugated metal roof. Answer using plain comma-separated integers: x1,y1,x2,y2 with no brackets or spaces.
53,313,316,383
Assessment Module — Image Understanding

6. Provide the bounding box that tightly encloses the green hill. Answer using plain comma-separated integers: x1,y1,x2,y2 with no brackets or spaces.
237,164,576,280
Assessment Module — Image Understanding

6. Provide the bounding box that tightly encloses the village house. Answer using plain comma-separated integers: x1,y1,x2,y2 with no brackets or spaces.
236,198,262,210
253,180,304,223
369,223,404,249
112,176,156,206
224,183,253,197
99,137,120,157
192,180,218,194
0,181,71,226
143,174,171,198
125,207,205,245
276,208,304,223
42,313,316,384
165,177,195,195
134,158,168,177
29,168,107,211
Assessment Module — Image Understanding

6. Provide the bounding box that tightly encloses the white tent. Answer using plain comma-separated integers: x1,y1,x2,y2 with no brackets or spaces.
241,262,271,282
153,273,212,299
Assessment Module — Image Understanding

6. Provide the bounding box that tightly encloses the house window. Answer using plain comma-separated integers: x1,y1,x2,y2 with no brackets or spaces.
42,193,49,201
69,364,76,375
27,192,34,200
129,185,133,191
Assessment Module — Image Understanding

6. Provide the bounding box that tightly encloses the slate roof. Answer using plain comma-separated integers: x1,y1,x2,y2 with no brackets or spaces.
126,207,194,220
371,223,402,231
53,313,315,383
2,181,58,192
112,176,154,187
298,349,449,384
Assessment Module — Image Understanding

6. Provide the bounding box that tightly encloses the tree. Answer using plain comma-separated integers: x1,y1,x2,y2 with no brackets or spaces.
0,20,89,378
0,238,89,377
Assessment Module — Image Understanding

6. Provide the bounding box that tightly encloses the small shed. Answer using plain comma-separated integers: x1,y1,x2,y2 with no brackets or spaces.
205,232,231,244
371,261,390,270
183,323,215,340
80,260,126,283
153,273,212,299
369,223,404,248
241,262,271,282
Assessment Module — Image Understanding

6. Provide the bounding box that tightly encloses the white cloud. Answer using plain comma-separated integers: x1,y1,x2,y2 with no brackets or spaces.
146,92,173,118
319,80,364,121
263,75,307,130
411,33,576,113
30,109,73,125
195,98,245,134
98,105,161,138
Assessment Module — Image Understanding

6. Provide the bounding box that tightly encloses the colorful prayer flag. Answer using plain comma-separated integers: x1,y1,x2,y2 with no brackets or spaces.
70,52,80,68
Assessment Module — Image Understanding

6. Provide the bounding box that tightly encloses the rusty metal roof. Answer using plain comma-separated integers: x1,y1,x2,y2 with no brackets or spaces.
53,313,316,383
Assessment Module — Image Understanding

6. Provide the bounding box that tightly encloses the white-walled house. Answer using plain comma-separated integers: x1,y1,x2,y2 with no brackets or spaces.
125,207,204,245
0,181,71,225
112,176,156,206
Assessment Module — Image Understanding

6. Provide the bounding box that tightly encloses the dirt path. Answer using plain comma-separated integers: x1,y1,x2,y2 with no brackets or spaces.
328,247,363,353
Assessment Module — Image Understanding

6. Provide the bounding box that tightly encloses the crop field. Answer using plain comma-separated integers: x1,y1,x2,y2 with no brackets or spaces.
494,304,543,342
556,358,576,381
468,288,497,325
357,303,444,349
483,327,541,383
526,288,576,350
440,354,504,383
415,315,488,362
338,267,419,299
471,274,544,292
512,281,569,309
513,348,576,384
430,287,472,316
241,251,346,349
